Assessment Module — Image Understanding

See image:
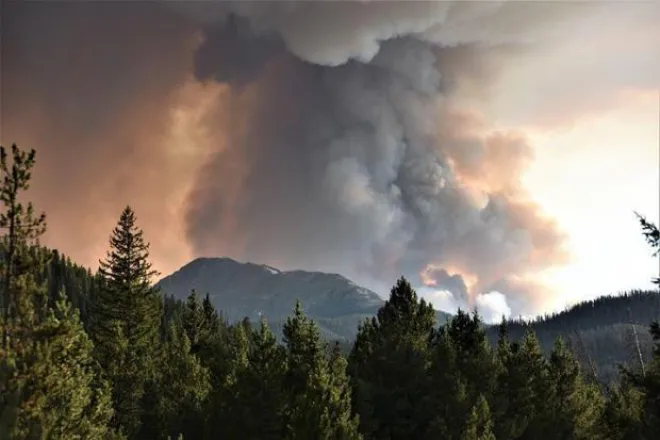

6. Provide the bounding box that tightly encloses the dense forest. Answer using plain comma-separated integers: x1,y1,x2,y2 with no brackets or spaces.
1,143,659,439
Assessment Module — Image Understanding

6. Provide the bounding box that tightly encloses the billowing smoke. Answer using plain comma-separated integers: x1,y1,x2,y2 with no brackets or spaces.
3,1,658,317
183,2,574,315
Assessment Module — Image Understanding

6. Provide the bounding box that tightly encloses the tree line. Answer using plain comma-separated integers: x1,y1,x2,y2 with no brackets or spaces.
1,143,659,439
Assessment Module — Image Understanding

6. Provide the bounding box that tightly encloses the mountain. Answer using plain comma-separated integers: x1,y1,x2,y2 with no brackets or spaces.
157,257,451,341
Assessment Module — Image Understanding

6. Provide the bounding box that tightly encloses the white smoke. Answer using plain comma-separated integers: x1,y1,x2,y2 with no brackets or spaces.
475,291,512,323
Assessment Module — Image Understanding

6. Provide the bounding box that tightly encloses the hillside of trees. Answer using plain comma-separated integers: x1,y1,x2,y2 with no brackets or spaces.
1,143,660,439
486,290,659,385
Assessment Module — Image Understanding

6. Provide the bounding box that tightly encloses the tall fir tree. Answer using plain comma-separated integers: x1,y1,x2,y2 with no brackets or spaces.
462,395,496,440
348,277,435,439
542,338,604,440
0,145,46,349
282,301,361,440
92,206,162,437
622,214,660,438
139,323,210,440
602,379,645,440
425,310,497,440
493,331,549,439
227,318,287,440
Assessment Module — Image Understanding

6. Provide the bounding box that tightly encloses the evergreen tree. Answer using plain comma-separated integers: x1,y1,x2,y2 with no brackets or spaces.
542,338,603,439
203,318,251,439
3,294,120,439
0,144,46,349
462,395,496,440
425,310,496,440
635,213,659,287
348,277,435,439
426,325,468,440
493,331,549,439
602,380,644,440
282,301,361,440
445,310,497,405
183,290,204,354
228,319,287,440
92,206,162,437
0,144,120,439
139,323,210,440
623,213,660,438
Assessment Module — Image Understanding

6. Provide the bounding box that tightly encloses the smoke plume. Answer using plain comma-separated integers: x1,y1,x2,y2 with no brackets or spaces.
183,2,574,314
3,1,658,317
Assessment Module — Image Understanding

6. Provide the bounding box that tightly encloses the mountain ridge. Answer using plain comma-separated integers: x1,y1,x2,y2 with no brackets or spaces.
156,257,452,341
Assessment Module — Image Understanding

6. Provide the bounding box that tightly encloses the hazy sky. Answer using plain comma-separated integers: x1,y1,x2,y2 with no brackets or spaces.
2,0,658,321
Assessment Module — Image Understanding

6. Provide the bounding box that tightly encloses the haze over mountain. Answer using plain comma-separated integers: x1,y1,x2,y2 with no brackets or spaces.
157,257,451,340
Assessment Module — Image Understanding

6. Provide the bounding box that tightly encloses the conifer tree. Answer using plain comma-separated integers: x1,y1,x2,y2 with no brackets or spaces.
462,395,496,440
183,290,204,353
494,331,549,439
92,206,162,437
348,277,435,439
139,323,210,440
203,318,251,439
0,144,46,349
0,144,120,439
282,301,361,440
543,338,603,440
602,380,644,440
445,310,497,405
228,319,287,440
426,326,468,439
623,213,660,437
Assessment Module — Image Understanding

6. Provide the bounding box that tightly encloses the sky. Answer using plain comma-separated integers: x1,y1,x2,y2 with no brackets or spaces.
1,0,658,322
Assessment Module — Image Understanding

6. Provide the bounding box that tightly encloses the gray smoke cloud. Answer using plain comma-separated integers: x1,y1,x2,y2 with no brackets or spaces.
182,2,578,314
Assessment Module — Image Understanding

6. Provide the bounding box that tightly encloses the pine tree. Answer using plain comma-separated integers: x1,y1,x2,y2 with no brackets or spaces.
445,310,497,404
183,290,204,353
203,318,251,439
462,395,496,440
542,338,604,439
0,144,46,349
139,323,210,440
623,213,660,438
228,318,287,439
602,379,644,440
494,331,549,439
282,301,361,440
7,293,119,439
425,310,496,440
0,144,120,439
348,277,435,439
92,206,162,437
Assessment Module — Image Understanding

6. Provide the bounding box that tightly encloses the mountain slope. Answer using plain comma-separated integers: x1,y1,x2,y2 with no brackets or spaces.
157,257,451,340
487,289,660,384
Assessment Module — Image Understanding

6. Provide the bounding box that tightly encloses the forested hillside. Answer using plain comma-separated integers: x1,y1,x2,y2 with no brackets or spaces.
487,290,659,384
2,144,660,439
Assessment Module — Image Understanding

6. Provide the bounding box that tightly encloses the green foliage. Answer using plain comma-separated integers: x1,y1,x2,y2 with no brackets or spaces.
0,144,119,440
92,206,162,437
348,277,435,439
139,323,210,440
462,395,496,440
282,301,361,439
226,319,287,439
602,380,645,440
